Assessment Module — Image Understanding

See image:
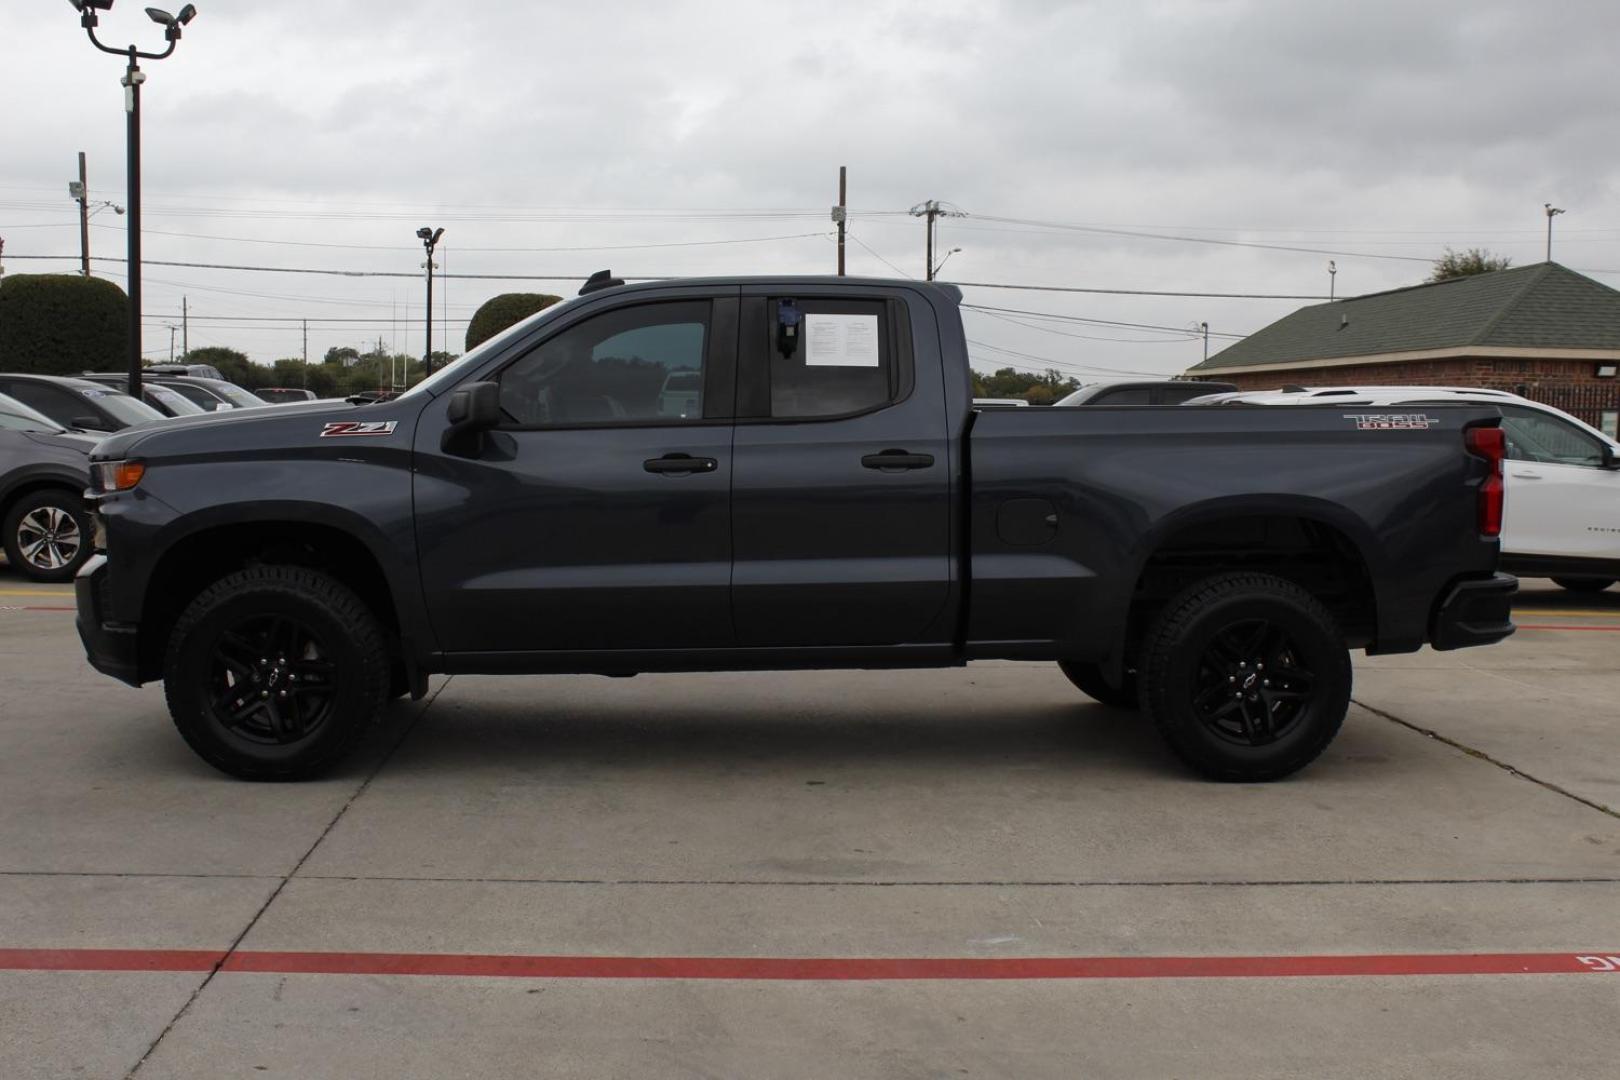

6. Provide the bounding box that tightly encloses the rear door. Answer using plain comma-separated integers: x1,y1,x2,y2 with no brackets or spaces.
730,288,954,647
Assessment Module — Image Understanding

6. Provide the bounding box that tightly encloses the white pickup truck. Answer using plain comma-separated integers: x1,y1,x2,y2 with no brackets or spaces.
1191,386,1620,593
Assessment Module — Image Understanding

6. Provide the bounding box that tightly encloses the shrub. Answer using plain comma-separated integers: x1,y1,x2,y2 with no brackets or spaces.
0,274,129,375
466,293,561,350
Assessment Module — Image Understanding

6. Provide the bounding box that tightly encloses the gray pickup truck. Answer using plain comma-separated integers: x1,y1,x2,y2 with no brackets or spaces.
77,274,1515,781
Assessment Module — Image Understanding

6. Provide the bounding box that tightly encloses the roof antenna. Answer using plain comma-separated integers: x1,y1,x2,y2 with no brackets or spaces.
579,269,624,295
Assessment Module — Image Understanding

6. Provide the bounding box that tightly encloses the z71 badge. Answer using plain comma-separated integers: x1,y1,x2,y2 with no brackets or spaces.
320,421,398,437
1343,413,1440,431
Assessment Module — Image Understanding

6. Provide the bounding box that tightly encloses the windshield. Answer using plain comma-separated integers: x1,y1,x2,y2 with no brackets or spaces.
147,385,207,415
0,393,64,433
395,294,586,401
77,386,165,427
208,381,272,409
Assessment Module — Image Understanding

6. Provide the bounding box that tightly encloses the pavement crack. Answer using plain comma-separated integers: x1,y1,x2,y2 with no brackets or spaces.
122,678,452,1080
1354,696,1619,822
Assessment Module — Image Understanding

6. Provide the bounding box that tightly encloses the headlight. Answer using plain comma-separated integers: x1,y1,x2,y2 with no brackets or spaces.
95,460,146,492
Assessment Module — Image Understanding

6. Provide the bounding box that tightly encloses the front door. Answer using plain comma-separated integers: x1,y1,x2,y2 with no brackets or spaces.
414,295,738,655
1500,404,1620,559
730,291,954,648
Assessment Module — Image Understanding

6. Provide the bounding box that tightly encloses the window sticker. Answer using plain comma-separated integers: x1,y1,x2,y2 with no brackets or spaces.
805,313,880,368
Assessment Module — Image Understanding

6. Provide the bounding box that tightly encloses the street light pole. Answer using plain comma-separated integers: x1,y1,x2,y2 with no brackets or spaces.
417,226,444,379
69,0,199,401
1545,203,1565,263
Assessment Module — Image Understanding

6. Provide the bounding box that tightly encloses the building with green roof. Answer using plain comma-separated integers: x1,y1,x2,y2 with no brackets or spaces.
1187,262,1620,426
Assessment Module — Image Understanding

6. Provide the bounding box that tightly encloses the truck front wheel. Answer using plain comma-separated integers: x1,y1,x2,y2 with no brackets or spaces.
163,566,391,780
1138,573,1351,782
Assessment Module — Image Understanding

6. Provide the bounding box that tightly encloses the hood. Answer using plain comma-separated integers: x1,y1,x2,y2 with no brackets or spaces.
88,396,415,461
25,430,100,455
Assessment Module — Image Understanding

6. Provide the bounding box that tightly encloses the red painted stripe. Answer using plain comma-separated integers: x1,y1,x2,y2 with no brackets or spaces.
1516,624,1620,633
1,948,1614,980
22,606,76,612
0,948,222,972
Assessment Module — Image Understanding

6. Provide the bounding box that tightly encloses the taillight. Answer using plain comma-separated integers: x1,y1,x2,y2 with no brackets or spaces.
1466,425,1505,538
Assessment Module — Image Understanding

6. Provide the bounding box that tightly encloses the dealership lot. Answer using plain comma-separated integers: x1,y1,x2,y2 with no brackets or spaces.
1,573,1616,1079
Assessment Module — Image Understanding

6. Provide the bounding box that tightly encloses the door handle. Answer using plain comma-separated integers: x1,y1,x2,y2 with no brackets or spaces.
1509,470,1542,480
861,449,935,471
643,453,718,475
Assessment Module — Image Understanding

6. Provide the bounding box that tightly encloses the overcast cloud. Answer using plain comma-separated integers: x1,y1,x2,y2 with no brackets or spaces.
2,0,1618,376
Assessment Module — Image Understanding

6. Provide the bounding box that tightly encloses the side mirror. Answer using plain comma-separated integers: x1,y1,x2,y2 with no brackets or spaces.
442,381,502,452
1604,444,1620,470
72,416,110,432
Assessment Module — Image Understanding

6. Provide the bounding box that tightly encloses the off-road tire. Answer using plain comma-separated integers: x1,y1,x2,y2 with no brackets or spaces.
1139,572,1351,782
163,565,390,780
1057,660,1139,709
1552,576,1615,594
3,488,94,583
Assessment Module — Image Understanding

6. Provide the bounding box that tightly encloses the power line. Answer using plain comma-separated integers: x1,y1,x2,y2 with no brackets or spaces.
83,223,833,254
963,303,1247,339
952,279,1328,300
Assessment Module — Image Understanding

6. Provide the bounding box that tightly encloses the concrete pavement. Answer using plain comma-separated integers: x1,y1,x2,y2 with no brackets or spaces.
1,575,1616,1078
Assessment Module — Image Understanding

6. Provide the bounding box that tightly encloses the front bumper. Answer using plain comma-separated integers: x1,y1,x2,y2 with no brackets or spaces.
1429,572,1517,651
75,554,142,686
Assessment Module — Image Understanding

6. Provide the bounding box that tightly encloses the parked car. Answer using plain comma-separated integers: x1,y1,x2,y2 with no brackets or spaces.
146,375,272,413
0,373,165,433
0,392,97,582
1055,379,1238,406
144,362,226,381
973,397,1031,407
256,387,319,405
1185,385,1620,592
78,274,1513,782
80,373,208,418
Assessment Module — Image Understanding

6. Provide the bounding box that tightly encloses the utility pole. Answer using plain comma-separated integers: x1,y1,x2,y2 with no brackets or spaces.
832,166,847,276
77,152,90,277
181,296,187,356
1545,203,1565,262
1201,322,1210,362
1328,260,1337,301
167,323,175,361
910,199,966,280
301,318,308,388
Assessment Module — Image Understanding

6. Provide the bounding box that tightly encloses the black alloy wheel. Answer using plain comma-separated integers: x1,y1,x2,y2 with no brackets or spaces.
1139,572,1351,782
207,614,338,745
164,565,391,780
1191,618,1316,747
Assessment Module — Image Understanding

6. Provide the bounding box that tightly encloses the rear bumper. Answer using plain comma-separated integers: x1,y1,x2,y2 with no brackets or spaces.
1429,572,1516,651
75,554,143,687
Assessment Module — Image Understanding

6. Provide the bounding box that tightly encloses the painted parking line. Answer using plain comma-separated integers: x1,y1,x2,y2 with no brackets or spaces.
0,948,1616,981
1517,624,1620,633
1514,608,1620,618
0,606,75,613
0,589,74,597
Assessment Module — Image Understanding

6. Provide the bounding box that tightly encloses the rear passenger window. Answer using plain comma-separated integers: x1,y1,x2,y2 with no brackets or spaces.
769,299,898,419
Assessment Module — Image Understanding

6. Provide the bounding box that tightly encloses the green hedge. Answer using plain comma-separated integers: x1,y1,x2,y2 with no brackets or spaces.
0,274,129,375
466,293,562,351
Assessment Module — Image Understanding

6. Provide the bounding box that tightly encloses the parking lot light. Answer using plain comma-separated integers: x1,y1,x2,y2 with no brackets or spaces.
67,0,200,401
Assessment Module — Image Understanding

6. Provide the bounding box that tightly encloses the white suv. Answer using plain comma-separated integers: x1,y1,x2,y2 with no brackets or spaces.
1188,386,1620,593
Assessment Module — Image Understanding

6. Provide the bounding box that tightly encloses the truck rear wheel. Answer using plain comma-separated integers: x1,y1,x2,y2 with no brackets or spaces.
163,565,391,780
1138,572,1351,782
1057,660,1138,709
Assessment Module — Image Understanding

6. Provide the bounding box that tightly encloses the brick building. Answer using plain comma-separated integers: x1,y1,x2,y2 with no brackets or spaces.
1187,262,1620,432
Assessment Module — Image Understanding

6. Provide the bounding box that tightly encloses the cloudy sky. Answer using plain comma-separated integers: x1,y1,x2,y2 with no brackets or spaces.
3,0,1618,379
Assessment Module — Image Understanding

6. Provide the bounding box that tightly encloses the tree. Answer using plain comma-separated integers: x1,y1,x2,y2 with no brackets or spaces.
323,345,359,367
466,293,562,350
970,366,1081,405
0,273,128,375
1429,248,1513,282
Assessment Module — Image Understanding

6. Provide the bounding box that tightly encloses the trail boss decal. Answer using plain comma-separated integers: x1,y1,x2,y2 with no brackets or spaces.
320,421,397,438
1343,413,1441,431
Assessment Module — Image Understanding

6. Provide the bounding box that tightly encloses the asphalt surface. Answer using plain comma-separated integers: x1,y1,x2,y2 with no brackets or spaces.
1,569,1616,1078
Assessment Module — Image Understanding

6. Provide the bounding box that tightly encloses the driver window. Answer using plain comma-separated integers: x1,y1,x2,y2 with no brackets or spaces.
1500,407,1605,467
497,301,709,427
